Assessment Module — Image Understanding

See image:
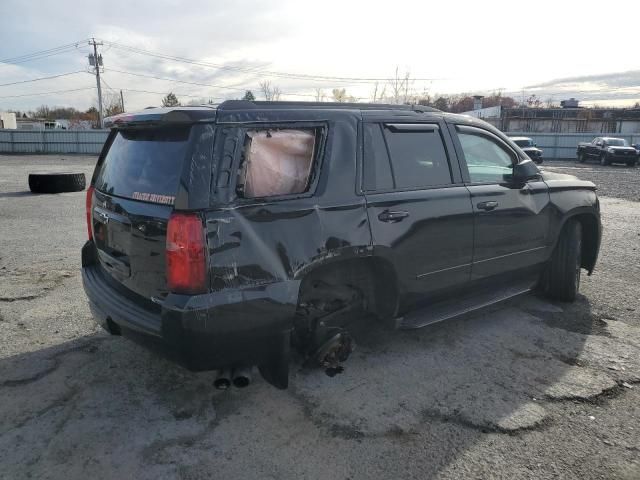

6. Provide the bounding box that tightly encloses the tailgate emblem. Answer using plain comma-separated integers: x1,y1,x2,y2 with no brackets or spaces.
137,224,147,233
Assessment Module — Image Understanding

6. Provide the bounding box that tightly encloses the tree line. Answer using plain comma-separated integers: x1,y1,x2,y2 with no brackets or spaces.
5,67,530,126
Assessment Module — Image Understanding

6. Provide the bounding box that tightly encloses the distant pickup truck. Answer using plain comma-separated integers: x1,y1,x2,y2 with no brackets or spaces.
577,137,638,166
510,136,543,164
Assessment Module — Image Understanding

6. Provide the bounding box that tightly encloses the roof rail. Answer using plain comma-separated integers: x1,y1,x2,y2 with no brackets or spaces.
218,100,438,113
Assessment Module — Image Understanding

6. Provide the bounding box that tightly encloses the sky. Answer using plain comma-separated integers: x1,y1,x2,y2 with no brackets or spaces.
1,0,639,113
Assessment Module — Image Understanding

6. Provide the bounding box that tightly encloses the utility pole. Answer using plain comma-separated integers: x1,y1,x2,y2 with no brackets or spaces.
120,90,125,113
88,38,104,127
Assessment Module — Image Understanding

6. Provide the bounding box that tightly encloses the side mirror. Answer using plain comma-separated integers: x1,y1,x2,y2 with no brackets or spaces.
512,160,539,182
596,141,603,146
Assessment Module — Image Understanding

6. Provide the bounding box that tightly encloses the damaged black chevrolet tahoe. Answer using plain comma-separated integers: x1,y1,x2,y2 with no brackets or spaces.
82,101,602,389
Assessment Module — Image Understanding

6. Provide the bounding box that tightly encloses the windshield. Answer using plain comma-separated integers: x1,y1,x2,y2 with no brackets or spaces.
96,127,191,203
513,139,533,148
605,139,628,147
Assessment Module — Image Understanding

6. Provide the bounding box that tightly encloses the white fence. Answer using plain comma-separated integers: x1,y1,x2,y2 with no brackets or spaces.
506,132,640,159
1,129,639,159
0,129,109,154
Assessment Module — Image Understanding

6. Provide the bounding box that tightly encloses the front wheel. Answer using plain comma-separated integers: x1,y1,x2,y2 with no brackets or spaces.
545,220,582,302
627,160,637,167
577,152,586,163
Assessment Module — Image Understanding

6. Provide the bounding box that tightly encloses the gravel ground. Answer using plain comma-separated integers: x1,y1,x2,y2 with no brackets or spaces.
541,160,640,202
0,155,639,480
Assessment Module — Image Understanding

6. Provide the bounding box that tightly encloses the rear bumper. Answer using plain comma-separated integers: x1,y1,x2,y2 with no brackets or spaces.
81,243,300,374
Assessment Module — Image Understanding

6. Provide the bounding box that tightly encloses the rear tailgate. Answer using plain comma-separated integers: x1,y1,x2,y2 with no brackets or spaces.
90,125,193,300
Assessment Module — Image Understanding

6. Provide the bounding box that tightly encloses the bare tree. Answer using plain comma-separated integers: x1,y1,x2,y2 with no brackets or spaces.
527,94,542,108
388,67,413,104
260,81,271,100
259,81,282,101
34,105,51,119
314,88,326,102
104,91,124,117
371,82,387,103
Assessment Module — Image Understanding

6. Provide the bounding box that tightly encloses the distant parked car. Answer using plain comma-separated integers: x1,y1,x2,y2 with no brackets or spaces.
510,137,543,164
577,137,638,166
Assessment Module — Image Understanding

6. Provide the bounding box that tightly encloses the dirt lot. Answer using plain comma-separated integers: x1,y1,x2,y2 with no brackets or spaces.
0,155,639,480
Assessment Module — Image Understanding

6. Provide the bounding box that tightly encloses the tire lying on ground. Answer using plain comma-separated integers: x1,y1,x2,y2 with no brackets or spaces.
28,172,86,194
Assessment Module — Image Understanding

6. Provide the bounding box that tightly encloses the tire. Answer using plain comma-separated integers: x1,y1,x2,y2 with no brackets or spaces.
600,154,609,166
28,172,86,194
546,220,582,302
577,152,586,163
627,160,637,167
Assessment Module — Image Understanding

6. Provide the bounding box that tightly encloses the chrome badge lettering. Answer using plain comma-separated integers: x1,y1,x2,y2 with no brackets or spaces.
132,192,175,205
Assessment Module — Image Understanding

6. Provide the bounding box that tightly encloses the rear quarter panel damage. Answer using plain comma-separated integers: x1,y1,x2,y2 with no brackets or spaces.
203,115,372,307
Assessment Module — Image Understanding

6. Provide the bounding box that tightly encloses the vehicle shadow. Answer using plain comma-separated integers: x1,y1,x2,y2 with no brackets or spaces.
0,190,40,198
0,293,629,479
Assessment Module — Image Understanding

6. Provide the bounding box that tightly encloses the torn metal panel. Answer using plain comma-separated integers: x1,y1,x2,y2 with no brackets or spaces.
204,117,371,296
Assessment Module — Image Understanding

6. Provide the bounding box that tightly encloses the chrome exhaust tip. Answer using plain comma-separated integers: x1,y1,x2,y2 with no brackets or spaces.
213,368,232,390
231,366,252,388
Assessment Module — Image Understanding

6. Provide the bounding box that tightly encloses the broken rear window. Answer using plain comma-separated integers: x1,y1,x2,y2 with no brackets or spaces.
238,128,316,198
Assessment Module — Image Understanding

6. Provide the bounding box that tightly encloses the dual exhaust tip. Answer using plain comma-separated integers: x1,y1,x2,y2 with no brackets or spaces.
214,367,252,390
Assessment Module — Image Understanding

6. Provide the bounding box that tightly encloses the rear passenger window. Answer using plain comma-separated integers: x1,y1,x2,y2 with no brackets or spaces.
363,123,393,191
382,124,452,189
237,128,316,198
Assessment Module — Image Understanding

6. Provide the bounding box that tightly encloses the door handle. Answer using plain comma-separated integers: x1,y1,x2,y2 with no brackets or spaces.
477,201,498,211
378,210,409,222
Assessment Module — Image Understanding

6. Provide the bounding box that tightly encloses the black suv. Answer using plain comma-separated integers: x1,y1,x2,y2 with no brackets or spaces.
82,101,602,389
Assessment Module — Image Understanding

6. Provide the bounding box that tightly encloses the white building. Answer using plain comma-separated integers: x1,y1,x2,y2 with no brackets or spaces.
0,111,17,129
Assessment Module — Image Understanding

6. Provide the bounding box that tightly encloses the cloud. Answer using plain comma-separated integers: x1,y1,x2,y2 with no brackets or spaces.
526,70,640,90
2,0,640,111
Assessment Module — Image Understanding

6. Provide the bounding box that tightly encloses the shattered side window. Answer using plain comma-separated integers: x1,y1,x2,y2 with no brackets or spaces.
238,129,316,198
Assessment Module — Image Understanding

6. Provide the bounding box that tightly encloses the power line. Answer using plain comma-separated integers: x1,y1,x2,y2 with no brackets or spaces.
111,86,226,100
106,68,311,98
100,76,118,94
101,40,439,84
0,40,89,65
0,70,87,87
104,68,363,99
0,86,95,99
106,68,247,92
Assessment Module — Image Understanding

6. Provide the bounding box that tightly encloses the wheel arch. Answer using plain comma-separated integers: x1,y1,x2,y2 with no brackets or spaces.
295,255,400,321
555,211,601,275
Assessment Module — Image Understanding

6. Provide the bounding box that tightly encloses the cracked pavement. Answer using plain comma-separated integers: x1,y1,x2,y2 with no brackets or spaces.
0,156,639,479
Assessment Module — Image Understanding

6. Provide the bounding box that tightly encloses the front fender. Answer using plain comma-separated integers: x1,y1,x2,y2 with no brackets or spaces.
549,206,601,274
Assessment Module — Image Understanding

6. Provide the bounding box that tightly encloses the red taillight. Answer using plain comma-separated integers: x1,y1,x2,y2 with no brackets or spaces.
86,185,95,240
166,213,207,294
